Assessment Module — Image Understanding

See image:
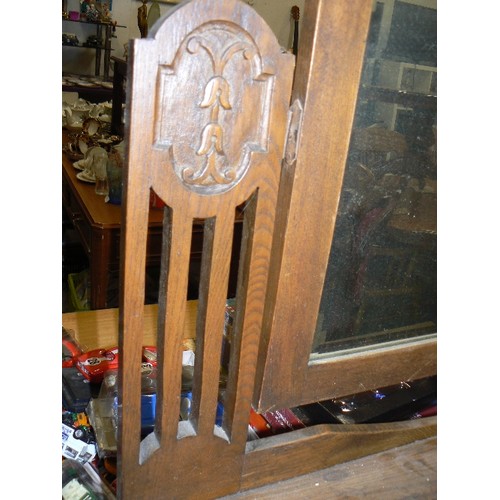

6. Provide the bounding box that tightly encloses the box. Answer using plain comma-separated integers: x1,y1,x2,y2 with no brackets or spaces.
62,458,116,499
62,410,97,464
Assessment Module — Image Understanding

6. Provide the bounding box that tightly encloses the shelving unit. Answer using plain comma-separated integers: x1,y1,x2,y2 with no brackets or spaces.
367,59,436,132
62,17,126,79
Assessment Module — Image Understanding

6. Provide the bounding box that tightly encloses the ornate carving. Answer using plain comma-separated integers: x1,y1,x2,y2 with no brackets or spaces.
155,23,274,195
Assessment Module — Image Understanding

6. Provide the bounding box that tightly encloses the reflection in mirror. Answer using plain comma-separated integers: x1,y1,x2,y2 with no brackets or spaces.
312,0,436,356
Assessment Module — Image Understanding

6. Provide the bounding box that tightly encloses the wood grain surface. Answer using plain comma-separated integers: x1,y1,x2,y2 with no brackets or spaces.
117,1,295,497
62,302,198,351
225,437,436,499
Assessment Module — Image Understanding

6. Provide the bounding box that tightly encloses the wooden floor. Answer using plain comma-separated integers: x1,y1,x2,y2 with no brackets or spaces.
222,437,436,499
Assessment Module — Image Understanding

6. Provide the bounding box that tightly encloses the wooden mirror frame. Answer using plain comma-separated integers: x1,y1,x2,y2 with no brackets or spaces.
62,2,436,497
253,0,437,411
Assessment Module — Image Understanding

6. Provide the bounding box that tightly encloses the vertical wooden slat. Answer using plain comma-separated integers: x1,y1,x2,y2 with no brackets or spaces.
118,36,155,483
155,207,193,446
223,192,257,443
191,211,235,437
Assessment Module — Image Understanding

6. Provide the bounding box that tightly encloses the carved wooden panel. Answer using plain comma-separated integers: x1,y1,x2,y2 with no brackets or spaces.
155,23,274,195
118,1,294,498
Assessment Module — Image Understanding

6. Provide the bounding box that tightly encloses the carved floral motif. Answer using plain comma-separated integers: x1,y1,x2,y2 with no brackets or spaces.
156,23,273,195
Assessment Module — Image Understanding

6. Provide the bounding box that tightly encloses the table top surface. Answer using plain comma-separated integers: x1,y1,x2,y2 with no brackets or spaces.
62,302,198,351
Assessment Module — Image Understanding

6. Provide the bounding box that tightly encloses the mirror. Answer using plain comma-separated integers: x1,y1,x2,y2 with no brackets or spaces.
311,0,437,356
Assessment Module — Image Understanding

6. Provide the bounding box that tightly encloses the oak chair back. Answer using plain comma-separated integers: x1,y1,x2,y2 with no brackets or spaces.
117,1,294,497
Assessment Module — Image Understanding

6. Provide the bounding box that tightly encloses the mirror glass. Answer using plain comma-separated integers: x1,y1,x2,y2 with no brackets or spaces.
311,0,437,356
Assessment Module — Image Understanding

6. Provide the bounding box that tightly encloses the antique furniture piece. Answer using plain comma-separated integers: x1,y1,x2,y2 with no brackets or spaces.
62,138,163,309
62,0,437,497
62,134,243,309
118,1,295,496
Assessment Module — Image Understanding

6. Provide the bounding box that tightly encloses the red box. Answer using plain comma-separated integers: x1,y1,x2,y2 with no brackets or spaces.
261,408,306,435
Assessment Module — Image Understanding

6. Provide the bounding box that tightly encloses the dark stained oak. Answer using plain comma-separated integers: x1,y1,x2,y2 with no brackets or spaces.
62,131,164,310
252,0,436,411
239,417,436,492
227,436,436,499
117,1,294,497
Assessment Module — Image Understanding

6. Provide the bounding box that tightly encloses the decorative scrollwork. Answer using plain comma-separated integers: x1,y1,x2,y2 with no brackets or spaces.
155,23,273,195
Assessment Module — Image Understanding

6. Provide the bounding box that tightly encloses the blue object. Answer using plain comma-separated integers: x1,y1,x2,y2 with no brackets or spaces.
141,393,157,428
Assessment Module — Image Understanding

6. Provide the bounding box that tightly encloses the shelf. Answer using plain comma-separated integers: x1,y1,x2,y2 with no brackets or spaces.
62,43,108,48
62,17,126,28
62,16,126,78
358,85,437,110
63,44,115,51
62,84,113,104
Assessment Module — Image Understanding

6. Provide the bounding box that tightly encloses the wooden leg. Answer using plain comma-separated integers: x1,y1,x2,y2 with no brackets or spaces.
90,228,111,309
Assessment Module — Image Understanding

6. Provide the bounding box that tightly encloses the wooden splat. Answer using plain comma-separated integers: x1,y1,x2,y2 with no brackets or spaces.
117,1,294,498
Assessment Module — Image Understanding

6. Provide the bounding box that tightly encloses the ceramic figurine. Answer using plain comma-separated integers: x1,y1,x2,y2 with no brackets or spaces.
138,0,148,38
87,3,100,22
100,2,112,22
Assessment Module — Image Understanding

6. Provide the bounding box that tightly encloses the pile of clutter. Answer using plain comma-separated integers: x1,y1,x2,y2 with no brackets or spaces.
63,94,125,204
61,327,196,497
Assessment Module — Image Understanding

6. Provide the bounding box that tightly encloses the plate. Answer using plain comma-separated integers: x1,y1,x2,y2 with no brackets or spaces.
76,171,96,184
101,82,113,89
97,134,122,146
77,81,98,87
73,160,86,171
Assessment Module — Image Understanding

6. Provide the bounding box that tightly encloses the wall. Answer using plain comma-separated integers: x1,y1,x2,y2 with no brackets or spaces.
63,0,305,77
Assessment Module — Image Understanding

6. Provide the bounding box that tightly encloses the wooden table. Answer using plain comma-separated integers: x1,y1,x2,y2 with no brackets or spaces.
63,144,163,309
62,132,242,309
62,302,198,350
